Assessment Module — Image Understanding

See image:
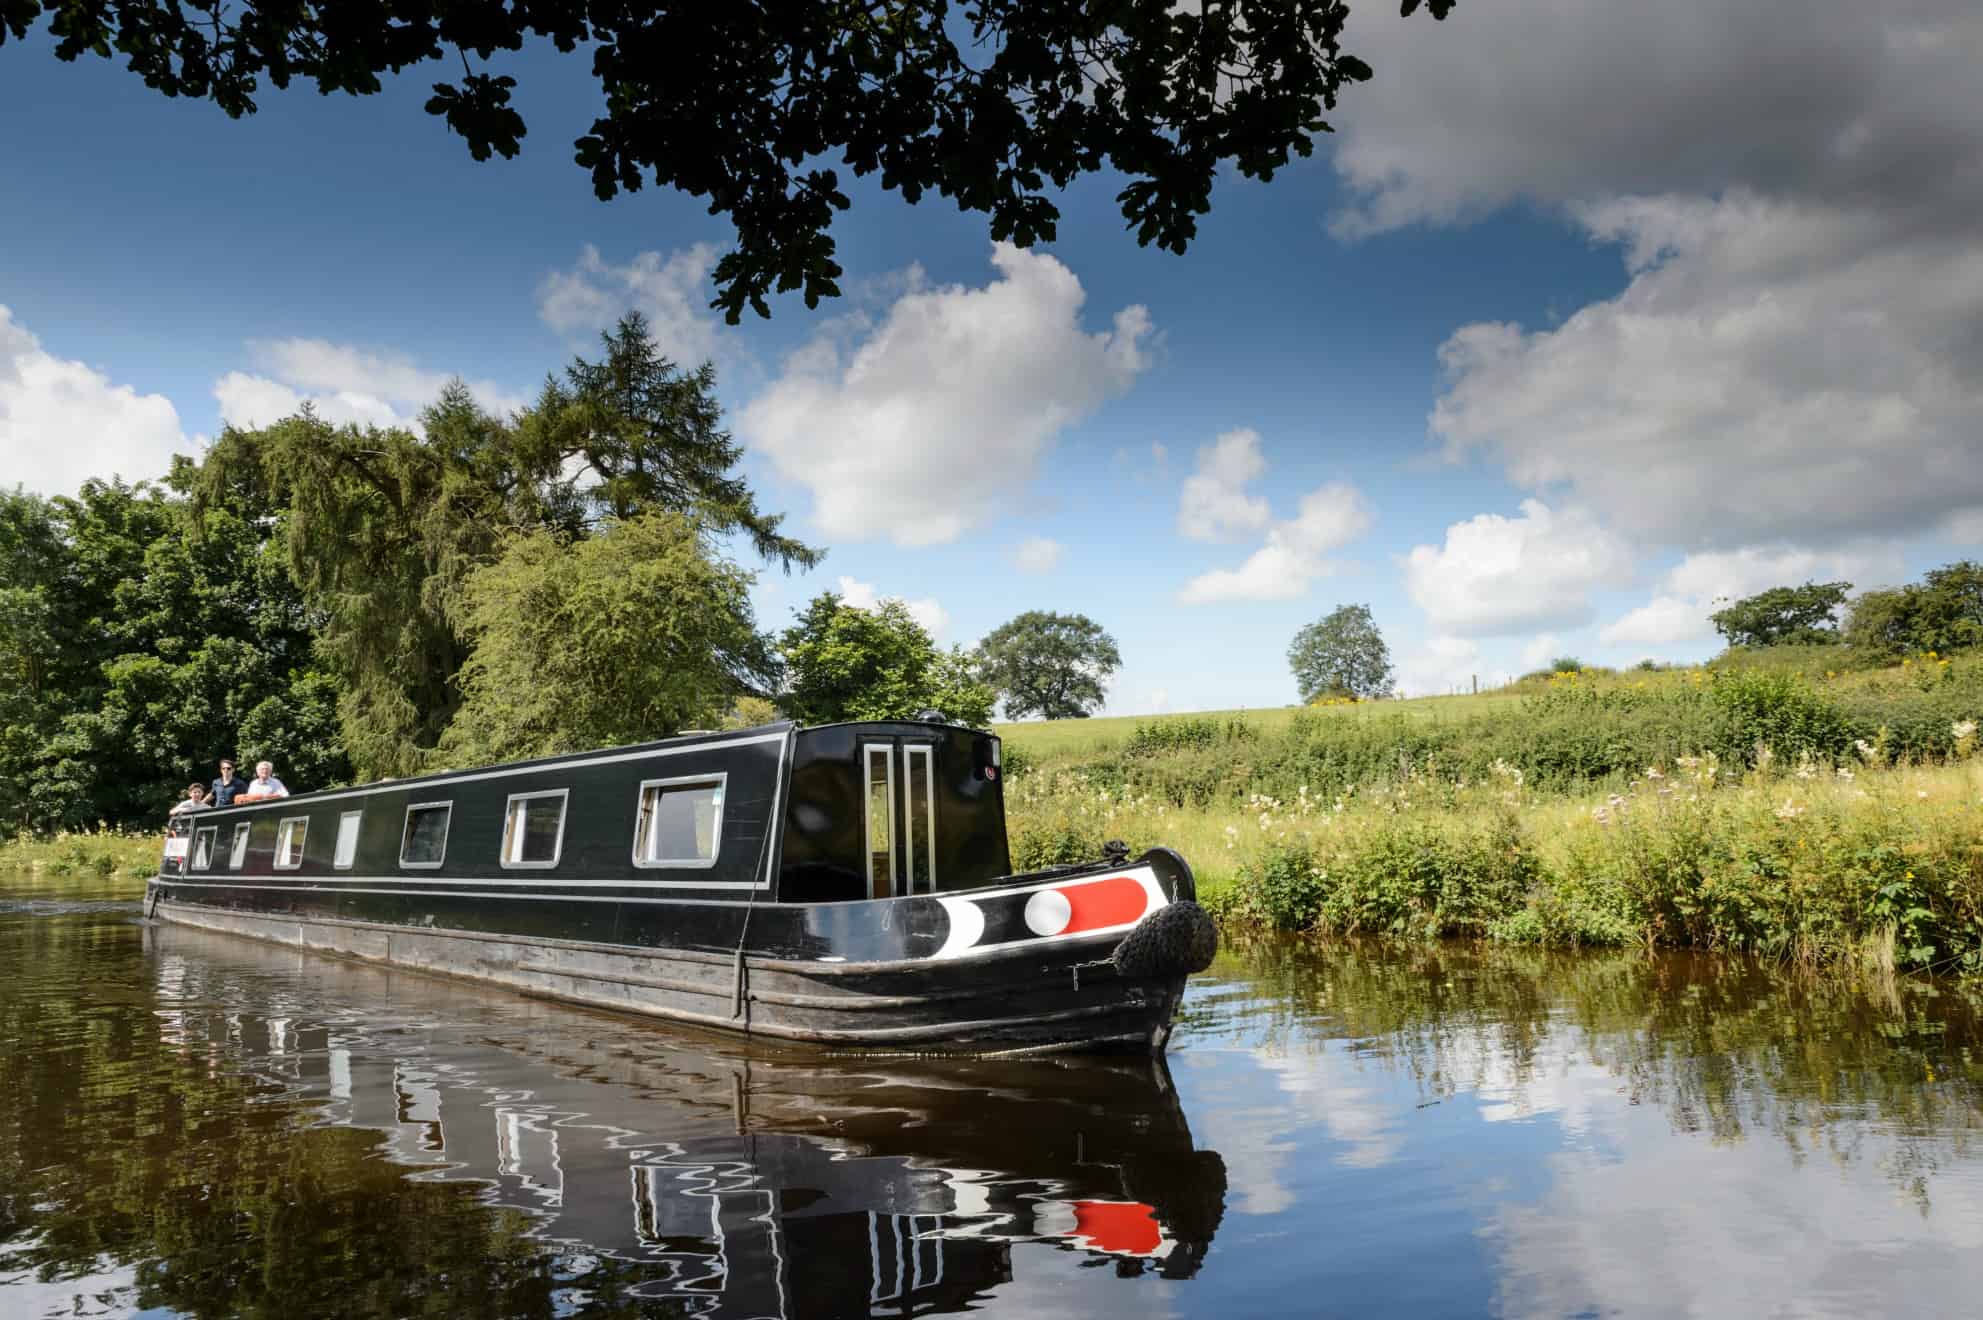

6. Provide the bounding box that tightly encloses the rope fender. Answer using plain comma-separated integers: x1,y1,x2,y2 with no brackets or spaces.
1110,899,1219,981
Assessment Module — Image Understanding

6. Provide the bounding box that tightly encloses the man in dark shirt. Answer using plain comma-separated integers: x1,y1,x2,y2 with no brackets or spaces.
210,758,248,806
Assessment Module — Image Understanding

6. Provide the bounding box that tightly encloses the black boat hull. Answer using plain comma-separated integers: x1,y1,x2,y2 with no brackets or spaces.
146,895,1189,1054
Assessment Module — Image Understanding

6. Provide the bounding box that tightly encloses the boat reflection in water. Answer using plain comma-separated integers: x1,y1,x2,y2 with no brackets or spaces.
143,921,1227,1317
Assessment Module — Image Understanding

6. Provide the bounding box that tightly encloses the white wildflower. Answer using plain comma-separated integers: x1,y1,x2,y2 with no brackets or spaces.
1836,767,1855,781
1774,799,1804,820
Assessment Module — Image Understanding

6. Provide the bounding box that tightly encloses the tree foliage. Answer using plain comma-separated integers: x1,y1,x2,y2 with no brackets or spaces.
193,316,815,778
439,511,774,767
778,593,994,728
1709,581,1850,648
0,475,347,830
3,1,1454,320
976,611,1121,720
1289,604,1393,702
1844,562,1983,656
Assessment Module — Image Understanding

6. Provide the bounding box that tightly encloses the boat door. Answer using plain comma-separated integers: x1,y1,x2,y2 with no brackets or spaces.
860,738,939,899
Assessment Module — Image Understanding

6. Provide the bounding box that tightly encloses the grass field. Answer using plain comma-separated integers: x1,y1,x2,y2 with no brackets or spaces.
998,648,1983,975
996,693,1513,757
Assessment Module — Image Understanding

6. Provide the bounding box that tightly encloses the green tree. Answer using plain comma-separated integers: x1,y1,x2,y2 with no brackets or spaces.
439,511,775,766
1289,604,1393,702
1843,562,1983,656
976,611,1121,720
1709,581,1850,648
4,1,1453,320
193,325,815,778
778,593,994,728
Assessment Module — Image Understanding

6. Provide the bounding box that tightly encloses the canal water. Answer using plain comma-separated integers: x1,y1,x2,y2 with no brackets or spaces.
5,873,1982,1318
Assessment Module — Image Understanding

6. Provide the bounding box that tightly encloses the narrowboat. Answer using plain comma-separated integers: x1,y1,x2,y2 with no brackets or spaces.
148,720,1217,1054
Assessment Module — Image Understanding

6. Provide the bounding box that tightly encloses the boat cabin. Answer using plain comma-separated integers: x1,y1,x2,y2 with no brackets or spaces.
159,720,1011,906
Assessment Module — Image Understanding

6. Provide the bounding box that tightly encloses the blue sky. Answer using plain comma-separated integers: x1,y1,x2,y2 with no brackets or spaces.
5,2,1980,715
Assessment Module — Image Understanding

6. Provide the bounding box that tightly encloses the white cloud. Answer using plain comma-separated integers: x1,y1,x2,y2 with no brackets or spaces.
1012,536,1063,574
0,305,187,494
537,242,727,368
1177,428,1271,542
1395,635,1480,699
1180,482,1373,604
1430,198,1983,547
1324,0,1983,551
1598,543,1906,646
738,243,1154,547
836,575,949,641
1519,634,1563,672
1405,500,1634,637
214,340,525,433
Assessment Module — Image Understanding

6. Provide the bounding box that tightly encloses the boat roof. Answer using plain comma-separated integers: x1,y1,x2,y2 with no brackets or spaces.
227,718,993,808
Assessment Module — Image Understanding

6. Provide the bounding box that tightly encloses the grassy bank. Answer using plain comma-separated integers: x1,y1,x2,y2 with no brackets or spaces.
1001,649,1983,975
1,829,160,884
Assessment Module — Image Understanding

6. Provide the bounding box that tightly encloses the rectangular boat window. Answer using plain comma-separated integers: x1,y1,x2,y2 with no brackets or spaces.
904,744,936,895
228,823,251,870
274,816,309,870
633,775,725,868
400,802,452,869
501,789,568,868
334,811,363,869
864,744,895,899
192,825,217,871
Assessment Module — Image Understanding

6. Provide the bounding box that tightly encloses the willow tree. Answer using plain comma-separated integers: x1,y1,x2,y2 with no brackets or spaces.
195,320,817,777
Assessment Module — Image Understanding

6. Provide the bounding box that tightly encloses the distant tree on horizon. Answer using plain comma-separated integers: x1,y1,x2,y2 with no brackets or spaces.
976,611,1122,721
1288,604,1393,702
1710,581,1851,648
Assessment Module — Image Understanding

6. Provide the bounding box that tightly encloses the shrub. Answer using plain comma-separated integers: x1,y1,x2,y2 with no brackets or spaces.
1705,669,1854,766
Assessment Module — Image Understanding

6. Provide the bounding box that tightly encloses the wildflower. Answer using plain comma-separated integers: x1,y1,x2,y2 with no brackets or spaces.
1775,799,1804,820
1676,756,1702,770
1952,720,1977,741
1918,790,1929,800
1837,767,1855,781
1645,767,1665,780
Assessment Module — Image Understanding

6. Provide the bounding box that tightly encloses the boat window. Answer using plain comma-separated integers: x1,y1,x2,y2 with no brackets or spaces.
192,826,217,871
228,823,251,870
501,789,568,868
274,816,309,870
905,744,936,894
334,811,363,869
633,775,725,868
864,744,895,899
400,802,452,868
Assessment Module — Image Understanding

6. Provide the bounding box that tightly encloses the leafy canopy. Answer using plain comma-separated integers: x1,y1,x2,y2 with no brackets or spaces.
0,475,348,830
1710,581,1850,648
439,511,774,767
1844,561,1983,656
976,610,1121,720
3,0,1454,321
778,593,994,728
192,316,816,778
1289,603,1393,701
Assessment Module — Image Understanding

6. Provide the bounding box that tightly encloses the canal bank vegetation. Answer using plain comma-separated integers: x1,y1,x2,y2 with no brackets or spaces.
0,828,160,882
1002,652,1983,975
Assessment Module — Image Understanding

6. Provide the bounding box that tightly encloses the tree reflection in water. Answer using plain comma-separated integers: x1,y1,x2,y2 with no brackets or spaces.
1186,933,1983,1209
